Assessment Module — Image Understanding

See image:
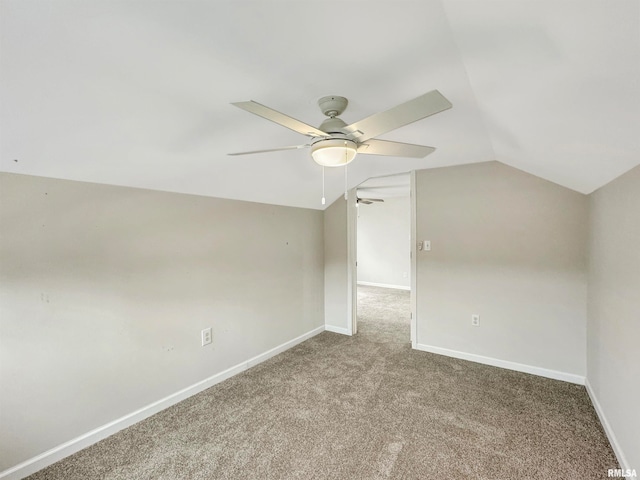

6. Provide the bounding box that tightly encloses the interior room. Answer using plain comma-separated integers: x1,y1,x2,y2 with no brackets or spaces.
1,1,638,479
356,174,412,292
355,174,412,341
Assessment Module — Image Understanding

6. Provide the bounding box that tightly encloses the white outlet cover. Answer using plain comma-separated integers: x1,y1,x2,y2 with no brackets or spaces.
201,327,212,346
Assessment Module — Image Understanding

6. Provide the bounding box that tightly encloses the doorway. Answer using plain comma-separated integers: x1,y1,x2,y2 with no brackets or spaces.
350,173,416,344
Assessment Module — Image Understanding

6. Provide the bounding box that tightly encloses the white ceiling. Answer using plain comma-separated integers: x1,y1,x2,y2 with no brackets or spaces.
1,1,638,210
357,173,411,200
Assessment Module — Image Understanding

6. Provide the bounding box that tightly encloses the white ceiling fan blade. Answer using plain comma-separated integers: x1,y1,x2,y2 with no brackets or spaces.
344,90,452,142
228,145,309,156
232,101,328,138
357,139,436,158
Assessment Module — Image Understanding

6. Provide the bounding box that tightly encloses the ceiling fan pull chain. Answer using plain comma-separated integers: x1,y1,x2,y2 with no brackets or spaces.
321,166,326,205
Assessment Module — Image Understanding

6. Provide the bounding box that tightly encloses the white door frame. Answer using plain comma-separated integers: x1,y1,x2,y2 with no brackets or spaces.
346,188,358,335
346,176,417,344
410,171,417,348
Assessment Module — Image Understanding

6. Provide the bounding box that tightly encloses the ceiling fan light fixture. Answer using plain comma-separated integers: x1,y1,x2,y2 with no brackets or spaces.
310,139,358,167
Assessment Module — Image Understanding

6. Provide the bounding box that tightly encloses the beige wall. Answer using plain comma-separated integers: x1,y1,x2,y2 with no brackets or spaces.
0,173,324,471
323,197,349,333
415,162,589,378
587,165,640,470
4,162,637,473
357,196,411,289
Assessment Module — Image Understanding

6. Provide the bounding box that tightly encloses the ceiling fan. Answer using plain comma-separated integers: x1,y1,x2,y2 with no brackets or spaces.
229,90,452,167
356,196,384,205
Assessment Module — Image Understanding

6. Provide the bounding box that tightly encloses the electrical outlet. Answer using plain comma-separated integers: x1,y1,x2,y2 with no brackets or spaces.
471,314,480,327
201,327,212,346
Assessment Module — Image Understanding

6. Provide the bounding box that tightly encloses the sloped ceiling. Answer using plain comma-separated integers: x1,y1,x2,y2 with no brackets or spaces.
1,1,638,210
358,173,411,200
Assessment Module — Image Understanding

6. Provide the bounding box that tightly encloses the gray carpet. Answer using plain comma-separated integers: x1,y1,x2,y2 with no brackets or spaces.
28,285,617,479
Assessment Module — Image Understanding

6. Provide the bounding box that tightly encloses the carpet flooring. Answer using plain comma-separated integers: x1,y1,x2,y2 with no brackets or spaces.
28,285,617,479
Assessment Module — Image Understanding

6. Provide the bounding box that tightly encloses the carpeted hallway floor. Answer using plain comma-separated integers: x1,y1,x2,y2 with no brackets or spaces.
28,285,617,479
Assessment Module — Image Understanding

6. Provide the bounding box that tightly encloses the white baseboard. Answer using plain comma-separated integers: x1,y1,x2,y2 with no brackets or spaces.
414,343,585,385
324,324,352,336
0,325,325,480
357,281,410,291
584,378,630,471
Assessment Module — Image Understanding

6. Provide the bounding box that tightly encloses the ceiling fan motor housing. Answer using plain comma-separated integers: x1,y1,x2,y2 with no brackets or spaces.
319,116,348,133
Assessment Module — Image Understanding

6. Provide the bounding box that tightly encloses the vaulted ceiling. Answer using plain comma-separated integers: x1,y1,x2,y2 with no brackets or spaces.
2,1,638,210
